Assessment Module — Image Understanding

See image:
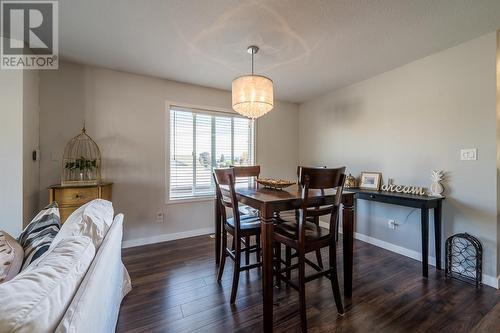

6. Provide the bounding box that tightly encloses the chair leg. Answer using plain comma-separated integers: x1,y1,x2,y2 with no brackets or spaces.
230,236,241,304
217,229,227,282
245,236,250,265
285,246,292,282
256,233,261,263
274,242,281,288
313,216,324,269
315,249,324,269
329,243,344,314
335,219,339,242
298,249,308,333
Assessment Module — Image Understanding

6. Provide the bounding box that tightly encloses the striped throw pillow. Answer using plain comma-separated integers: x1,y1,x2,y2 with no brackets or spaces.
18,202,61,270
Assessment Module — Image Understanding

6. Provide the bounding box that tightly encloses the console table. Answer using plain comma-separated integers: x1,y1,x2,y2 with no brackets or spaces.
349,188,444,277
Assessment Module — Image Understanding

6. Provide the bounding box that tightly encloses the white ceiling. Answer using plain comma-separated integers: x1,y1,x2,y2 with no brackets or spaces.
59,0,500,103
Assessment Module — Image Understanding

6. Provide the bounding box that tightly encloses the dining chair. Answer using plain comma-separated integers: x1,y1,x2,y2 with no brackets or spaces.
277,166,327,281
213,168,262,303
234,165,261,265
273,166,346,332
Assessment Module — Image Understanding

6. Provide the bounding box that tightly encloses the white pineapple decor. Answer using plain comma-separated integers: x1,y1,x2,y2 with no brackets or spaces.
430,170,445,197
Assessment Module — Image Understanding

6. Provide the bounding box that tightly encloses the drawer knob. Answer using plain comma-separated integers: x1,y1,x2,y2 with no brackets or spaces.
370,195,375,199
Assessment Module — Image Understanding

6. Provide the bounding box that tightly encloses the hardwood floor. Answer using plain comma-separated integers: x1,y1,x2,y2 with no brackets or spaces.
117,235,499,333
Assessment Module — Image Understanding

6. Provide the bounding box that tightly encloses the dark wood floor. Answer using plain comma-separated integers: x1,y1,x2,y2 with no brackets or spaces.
117,235,499,333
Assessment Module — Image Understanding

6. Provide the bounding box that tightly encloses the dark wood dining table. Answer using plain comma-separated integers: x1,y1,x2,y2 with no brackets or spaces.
214,183,355,333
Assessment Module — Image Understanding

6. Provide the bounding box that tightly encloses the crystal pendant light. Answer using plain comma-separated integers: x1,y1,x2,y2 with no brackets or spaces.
232,46,274,119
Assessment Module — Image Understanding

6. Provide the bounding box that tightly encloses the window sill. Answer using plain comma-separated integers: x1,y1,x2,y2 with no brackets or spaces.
165,196,215,205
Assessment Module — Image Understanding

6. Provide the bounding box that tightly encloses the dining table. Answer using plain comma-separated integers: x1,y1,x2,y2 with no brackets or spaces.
214,182,356,333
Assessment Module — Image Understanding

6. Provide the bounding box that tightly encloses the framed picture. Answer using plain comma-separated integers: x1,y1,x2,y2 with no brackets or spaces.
359,172,382,190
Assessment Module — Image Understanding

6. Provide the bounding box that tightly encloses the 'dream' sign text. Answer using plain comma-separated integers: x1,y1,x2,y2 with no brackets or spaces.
381,183,426,196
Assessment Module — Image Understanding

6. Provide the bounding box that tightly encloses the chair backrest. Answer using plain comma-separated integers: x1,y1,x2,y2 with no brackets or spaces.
234,165,260,178
213,168,242,235
297,166,327,211
297,167,346,243
297,165,327,185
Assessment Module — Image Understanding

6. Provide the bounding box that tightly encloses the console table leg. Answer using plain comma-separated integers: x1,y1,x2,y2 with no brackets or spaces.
434,201,442,270
421,208,429,278
214,199,221,265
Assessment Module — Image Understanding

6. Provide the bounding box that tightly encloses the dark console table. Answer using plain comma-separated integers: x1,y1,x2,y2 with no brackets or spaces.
348,188,444,277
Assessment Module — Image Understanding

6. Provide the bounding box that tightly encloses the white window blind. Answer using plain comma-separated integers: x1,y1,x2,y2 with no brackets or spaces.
169,106,255,200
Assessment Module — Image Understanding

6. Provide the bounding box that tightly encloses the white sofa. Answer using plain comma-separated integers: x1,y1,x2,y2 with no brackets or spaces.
56,214,131,332
0,203,131,333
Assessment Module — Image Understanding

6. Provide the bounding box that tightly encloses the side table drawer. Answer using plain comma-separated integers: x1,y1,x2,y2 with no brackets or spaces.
54,187,98,206
355,192,379,201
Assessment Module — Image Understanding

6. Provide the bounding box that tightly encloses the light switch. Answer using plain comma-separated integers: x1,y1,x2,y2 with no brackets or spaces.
460,148,477,161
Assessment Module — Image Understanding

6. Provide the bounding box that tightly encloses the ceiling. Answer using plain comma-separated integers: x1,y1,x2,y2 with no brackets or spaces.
59,0,500,103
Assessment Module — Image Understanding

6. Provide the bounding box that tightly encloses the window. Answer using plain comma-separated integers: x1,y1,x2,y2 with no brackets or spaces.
169,106,255,200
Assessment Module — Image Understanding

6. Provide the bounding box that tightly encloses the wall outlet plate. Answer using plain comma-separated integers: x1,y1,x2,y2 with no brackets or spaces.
156,212,165,223
388,219,397,230
460,148,477,161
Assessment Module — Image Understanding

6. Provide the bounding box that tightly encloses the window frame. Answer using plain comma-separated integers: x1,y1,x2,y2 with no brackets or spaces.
165,102,257,204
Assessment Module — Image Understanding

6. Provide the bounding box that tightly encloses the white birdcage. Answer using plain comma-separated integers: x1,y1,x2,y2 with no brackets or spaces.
61,126,101,186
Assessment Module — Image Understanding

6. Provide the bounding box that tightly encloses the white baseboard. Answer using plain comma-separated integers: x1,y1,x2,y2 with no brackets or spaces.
353,231,439,265
483,275,500,289
121,227,214,248
319,222,499,289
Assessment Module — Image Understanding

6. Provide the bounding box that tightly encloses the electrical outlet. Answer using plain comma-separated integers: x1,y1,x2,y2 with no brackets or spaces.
460,148,477,161
156,212,164,223
388,219,398,230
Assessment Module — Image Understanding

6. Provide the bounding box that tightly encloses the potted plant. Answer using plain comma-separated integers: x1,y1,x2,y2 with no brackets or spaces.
65,157,97,181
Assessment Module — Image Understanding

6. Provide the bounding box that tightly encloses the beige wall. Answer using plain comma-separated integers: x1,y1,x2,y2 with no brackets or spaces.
497,31,500,275
299,32,498,282
39,62,299,245
0,40,39,235
0,69,24,236
23,70,40,225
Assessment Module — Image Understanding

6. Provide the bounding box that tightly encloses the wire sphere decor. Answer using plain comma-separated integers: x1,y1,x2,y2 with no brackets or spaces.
445,233,482,287
61,126,102,186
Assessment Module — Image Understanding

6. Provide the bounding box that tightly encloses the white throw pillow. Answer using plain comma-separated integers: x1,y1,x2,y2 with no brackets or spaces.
0,236,95,333
51,199,114,250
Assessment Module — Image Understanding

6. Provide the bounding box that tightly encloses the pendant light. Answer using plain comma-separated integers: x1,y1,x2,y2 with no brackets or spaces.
232,46,274,119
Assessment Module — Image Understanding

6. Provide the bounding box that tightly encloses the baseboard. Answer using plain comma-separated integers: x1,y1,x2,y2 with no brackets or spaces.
319,221,499,289
121,227,214,248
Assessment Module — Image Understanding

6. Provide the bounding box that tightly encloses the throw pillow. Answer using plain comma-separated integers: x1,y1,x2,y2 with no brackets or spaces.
50,199,114,251
0,231,24,283
18,202,61,270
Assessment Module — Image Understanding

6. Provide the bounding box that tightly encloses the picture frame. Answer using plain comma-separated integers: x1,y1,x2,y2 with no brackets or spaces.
359,172,382,190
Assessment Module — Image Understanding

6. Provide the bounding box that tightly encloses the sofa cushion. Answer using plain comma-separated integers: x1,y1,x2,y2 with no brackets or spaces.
18,202,61,270
0,236,95,332
0,231,24,284
51,199,114,251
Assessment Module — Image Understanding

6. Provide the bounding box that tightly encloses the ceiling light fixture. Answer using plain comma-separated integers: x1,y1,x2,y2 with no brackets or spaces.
232,46,274,119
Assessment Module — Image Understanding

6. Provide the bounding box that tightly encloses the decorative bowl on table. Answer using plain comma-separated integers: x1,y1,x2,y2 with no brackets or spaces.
256,178,295,190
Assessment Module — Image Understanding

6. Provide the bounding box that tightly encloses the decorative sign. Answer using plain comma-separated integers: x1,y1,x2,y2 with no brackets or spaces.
381,179,426,195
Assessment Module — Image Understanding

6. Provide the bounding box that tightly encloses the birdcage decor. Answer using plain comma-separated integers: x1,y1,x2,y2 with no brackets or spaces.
61,126,102,186
445,233,482,288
